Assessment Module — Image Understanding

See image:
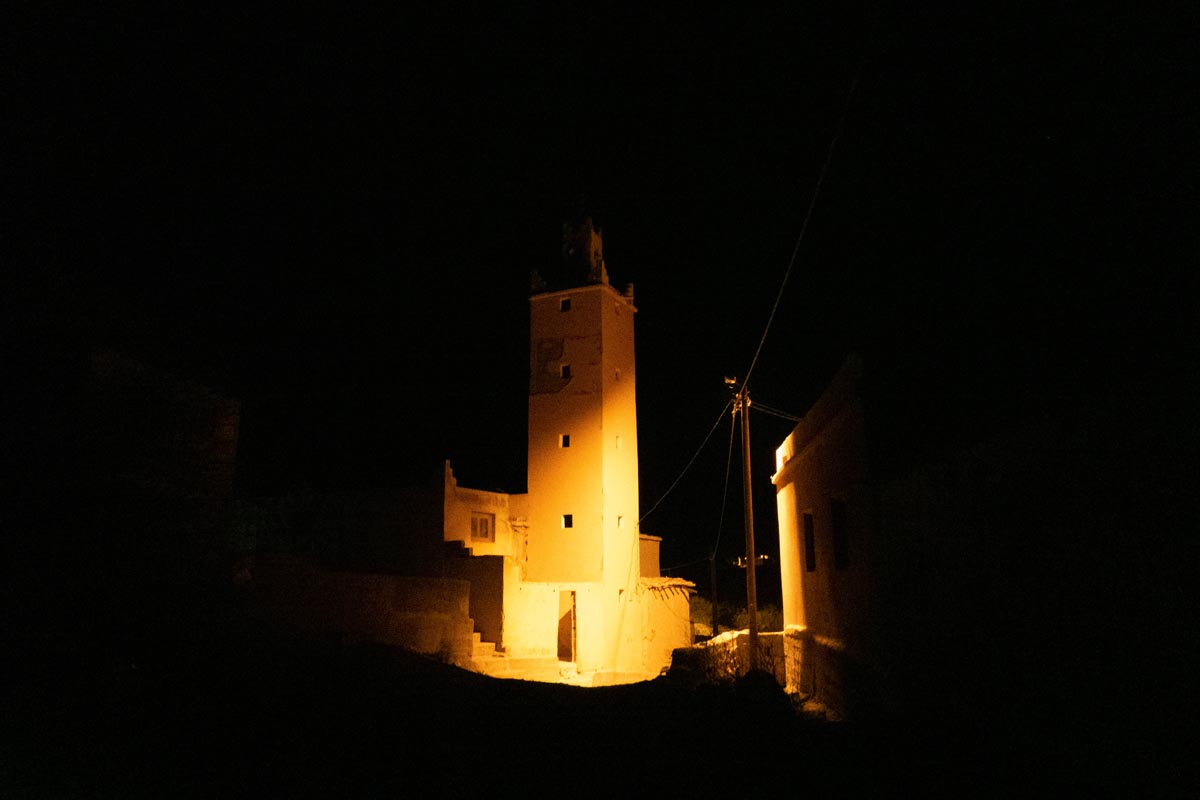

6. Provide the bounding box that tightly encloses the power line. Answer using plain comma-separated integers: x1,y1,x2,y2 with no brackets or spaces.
639,55,863,544
740,72,862,393
661,555,713,574
752,402,802,422
646,34,869,579
711,404,737,559
639,396,735,524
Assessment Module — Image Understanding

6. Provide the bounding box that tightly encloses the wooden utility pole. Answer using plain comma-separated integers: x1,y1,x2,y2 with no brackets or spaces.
710,552,719,640
737,386,760,672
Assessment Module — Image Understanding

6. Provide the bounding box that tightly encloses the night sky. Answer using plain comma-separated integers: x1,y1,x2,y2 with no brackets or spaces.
13,4,1196,590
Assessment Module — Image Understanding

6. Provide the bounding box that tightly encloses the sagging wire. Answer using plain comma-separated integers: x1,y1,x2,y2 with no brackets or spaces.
740,70,862,394
639,396,735,524
752,401,802,422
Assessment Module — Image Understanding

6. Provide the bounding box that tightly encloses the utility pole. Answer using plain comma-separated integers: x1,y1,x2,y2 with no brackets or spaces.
710,552,718,640
736,385,759,672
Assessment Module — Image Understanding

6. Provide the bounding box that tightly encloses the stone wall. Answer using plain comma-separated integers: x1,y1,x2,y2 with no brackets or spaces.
249,554,474,666
670,630,786,686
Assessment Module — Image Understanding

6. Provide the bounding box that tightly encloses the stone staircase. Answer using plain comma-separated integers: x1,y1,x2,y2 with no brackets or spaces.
467,631,581,683
446,540,585,684
470,630,500,661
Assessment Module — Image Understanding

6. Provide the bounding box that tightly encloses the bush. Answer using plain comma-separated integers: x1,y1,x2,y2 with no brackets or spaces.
691,598,780,635
691,597,744,633
734,604,782,632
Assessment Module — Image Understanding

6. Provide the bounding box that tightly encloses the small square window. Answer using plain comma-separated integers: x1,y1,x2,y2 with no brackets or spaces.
560,434,571,448
560,298,571,312
560,364,572,379
562,514,573,528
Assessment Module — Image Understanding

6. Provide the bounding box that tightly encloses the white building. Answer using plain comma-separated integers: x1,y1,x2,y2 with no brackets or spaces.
440,217,692,683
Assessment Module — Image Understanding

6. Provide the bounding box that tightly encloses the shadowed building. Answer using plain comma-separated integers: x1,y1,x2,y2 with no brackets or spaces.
769,339,1191,733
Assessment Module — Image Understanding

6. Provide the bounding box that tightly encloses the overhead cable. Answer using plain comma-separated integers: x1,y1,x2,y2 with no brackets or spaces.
639,396,735,524
752,402,802,422
740,72,861,392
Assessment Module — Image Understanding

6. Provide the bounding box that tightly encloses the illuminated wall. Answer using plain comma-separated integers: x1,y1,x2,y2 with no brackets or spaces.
430,221,693,680
637,579,694,676
772,356,869,641
524,264,642,673
638,534,662,578
599,283,641,669
772,356,875,708
526,282,638,583
442,461,517,560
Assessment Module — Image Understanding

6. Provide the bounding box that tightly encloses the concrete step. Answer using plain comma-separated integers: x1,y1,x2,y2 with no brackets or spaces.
467,656,574,682
470,630,501,659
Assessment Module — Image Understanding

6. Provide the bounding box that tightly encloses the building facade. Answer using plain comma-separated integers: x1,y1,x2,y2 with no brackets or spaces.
771,355,878,715
245,218,692,683
443,217,691,681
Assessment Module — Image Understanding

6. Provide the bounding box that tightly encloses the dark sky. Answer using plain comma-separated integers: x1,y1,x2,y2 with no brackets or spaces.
12,4,1196,585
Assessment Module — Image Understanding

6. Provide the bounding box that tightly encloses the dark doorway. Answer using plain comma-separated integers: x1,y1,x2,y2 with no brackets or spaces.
557,590,576,662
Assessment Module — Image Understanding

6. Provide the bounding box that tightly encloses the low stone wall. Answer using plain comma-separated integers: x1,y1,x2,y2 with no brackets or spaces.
248,554,474,666
784,626,889,719
670,630,786,686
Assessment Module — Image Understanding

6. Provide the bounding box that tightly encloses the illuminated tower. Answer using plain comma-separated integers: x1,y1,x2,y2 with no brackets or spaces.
526,216,640,671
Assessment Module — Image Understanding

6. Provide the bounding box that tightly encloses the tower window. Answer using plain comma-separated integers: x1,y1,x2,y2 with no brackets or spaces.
617,515,624,529
560,298,571,312
560,364,572,379
562,514,573,529
614,368,621,382
803,513,816,572
560,434,571,448
471,512,495,543
615,435,622,450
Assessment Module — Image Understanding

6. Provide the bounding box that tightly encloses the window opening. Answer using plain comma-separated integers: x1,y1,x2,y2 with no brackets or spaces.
471,512,496,543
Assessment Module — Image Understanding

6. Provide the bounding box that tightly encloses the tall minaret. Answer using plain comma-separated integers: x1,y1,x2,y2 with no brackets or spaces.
526,216,640,669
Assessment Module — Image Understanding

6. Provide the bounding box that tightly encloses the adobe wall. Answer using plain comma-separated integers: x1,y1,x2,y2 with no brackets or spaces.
638,535,662,578
442,462,517,560
502,582,560,659
249,554,474,666
638,580,694,677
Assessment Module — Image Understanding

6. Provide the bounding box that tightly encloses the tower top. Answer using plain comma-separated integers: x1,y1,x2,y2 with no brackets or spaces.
530,211,632,297
559,214,609,289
